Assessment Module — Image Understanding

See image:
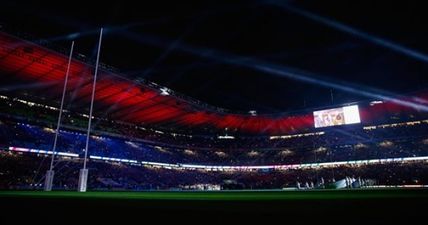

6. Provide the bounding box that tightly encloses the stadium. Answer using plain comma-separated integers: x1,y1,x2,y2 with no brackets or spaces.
1,0,428,223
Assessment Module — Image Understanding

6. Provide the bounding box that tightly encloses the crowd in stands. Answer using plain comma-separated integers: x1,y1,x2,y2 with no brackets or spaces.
2,94,428,150
1,115,428,166
1,94,428,190
1,152,427,190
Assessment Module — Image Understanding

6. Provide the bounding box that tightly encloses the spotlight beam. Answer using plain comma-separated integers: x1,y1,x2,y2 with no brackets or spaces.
16,15,427,113
267,1,428,63
118,31,428,112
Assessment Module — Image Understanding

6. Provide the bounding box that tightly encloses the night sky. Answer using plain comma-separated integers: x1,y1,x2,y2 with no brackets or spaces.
1,0,427,114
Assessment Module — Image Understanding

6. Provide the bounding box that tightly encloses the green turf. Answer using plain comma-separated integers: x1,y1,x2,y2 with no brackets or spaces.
1,188,427,201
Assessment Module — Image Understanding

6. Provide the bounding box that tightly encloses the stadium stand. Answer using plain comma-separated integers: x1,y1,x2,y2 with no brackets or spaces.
1,30,428,192
1,93,428,190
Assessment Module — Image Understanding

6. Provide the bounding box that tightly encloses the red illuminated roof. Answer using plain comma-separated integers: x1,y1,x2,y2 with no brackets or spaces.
0,31,427,135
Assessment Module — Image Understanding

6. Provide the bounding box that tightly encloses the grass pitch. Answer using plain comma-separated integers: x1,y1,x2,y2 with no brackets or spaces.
0,188,427,200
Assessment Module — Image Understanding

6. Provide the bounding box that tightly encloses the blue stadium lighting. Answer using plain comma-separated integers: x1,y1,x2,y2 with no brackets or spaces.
66,32,80,40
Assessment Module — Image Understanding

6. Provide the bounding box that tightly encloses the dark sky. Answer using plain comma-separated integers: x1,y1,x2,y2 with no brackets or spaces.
1,0,428,114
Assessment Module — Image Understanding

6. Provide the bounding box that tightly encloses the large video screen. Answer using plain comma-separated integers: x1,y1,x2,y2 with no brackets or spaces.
313,105,361,128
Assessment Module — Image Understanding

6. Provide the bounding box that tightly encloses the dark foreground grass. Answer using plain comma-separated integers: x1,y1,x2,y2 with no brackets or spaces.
1,188,427,200
1,188,427,224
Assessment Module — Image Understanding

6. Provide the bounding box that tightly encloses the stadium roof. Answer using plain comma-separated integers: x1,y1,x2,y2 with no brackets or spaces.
1,0,428,114
1,31,428,135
